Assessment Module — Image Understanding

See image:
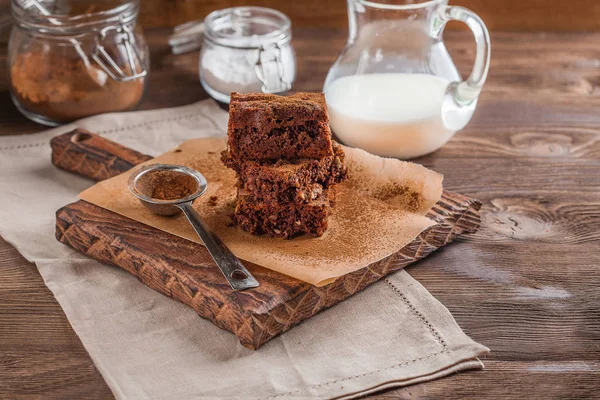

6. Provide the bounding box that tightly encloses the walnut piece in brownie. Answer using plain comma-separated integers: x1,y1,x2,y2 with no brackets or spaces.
227,92,334,161
234,189,335,238
222,143,347,204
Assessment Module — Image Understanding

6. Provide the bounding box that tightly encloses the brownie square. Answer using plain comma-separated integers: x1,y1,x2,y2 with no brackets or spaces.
227,92,334,161
234,189,334,239
222,143,347,204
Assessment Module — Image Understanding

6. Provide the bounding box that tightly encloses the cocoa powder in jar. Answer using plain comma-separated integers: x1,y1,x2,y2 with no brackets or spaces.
10,49,145,123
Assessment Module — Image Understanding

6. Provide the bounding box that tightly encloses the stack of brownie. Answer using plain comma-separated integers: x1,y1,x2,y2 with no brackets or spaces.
222,92,348,239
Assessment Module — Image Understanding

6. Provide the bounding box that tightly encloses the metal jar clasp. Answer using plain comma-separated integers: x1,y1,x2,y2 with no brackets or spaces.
255,43,291,94
92,24,147,82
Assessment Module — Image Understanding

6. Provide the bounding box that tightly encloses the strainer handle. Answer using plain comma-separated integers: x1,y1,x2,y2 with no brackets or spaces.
177,202,259,291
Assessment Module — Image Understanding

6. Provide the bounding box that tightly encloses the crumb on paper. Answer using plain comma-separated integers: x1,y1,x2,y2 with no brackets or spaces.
208,195,219,206
226,216,236,227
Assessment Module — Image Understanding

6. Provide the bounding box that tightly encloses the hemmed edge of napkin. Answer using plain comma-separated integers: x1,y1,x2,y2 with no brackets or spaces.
261,270,489,400
336,357,485,400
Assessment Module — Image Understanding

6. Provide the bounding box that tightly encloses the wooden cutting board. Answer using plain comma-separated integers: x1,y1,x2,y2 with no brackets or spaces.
51,129,482,350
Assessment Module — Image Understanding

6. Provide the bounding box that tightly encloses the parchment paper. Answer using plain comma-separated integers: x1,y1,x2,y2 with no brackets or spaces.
80,138,443,286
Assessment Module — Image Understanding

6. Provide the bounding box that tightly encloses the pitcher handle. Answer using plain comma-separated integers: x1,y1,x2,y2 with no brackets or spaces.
437,6,491,106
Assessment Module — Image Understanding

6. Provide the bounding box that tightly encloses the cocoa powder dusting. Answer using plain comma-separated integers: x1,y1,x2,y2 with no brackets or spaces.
372,182,423,212
138,170,198,201
10,51,145,122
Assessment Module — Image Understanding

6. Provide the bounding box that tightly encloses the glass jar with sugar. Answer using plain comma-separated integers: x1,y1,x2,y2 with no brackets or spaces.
200,7,296,104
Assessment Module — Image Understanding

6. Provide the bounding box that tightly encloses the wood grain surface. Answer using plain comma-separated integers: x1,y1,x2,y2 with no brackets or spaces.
1,28,600,398
134,0,600,32
50,129,153,180
1,0,600,31
51,130,480,349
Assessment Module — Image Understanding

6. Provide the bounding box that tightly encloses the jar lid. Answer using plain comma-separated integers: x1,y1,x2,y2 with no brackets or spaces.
203,7,291,49
11,0,139,34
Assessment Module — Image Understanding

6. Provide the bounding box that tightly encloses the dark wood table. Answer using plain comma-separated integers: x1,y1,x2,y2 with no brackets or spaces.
1,28,599,399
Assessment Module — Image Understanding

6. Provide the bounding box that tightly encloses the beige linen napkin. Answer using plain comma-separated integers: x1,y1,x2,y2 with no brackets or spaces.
0,100,488,399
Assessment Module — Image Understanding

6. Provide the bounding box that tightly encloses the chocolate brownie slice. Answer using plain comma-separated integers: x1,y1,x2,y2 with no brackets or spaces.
222,143,347,204
227,92,334,161
234,189,334,239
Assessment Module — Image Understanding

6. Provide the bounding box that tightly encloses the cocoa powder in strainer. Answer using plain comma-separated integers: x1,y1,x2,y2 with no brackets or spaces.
136,170,199,201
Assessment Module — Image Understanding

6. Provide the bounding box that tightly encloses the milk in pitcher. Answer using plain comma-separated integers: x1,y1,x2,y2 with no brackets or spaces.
325,73,476,159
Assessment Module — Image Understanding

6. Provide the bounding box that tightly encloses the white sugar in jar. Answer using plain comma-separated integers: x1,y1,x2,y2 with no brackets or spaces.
200,7,296,104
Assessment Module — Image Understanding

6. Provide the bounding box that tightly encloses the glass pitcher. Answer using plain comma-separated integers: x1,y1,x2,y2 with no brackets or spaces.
323,0,490,159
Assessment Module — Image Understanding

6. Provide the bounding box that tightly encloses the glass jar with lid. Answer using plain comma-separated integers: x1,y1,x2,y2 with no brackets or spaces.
8,0,149,126
200,6,296,104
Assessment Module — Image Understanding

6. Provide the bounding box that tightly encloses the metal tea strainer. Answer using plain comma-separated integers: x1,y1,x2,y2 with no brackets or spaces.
127,164,259,291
